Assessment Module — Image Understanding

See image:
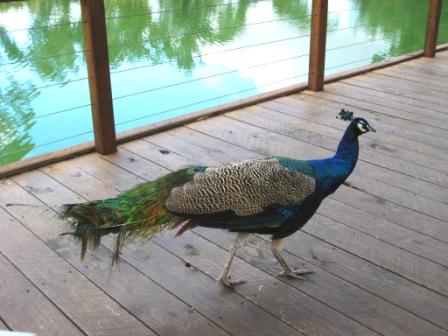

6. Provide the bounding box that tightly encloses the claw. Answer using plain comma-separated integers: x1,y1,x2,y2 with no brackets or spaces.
217,275,247,287
278,268,314,279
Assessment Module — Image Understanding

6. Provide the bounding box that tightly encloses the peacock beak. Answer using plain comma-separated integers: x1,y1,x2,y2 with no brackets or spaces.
369,126,376,132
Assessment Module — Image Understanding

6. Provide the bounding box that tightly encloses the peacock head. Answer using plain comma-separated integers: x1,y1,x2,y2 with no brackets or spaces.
351,117,376,136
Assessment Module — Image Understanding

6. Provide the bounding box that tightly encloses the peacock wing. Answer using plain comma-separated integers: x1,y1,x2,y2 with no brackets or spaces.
164,157,315,217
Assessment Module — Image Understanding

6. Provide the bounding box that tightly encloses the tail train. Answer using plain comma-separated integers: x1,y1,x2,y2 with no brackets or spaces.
60,167,199,264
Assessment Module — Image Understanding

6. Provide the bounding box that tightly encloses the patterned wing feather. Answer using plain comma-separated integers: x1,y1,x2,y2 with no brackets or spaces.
165,158,315,216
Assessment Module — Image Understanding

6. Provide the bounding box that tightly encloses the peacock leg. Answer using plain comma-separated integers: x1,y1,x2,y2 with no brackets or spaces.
271,238,314,279
217,233,249,287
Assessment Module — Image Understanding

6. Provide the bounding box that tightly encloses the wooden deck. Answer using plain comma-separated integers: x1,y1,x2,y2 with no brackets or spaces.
1,51,448,336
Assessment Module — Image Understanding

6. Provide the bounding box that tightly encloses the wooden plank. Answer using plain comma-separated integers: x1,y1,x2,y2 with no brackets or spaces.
191,228,448,336
80,0,116,154
308,0,328,91
114,239,304,336
320,84,448,130
121,139,197,171
326,82,448,137
334,183,448,249
341,76,448,115
9,172,231,336
340,72,448,110
288,92,448,145
376,65,448,91
38,157,304,336
319,199,448,267
303,215,448,297
101,149,169,181
302,90,448,139
375,65,448,91
0,203,153,336
364,72,448,106
265,96,448,167
155,232,378,336
262,97,448,175
0,252,85,336
424,0,443,57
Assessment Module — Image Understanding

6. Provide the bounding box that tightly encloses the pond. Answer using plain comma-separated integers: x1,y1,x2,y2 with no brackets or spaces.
1,0,447,164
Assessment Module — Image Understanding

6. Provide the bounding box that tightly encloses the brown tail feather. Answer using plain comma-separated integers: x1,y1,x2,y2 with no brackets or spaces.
175,220,198,237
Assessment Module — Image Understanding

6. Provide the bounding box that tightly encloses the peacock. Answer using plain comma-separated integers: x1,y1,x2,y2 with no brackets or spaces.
61,116,375,287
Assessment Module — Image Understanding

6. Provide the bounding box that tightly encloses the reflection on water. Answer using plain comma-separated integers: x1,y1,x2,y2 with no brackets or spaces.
0,0,447,164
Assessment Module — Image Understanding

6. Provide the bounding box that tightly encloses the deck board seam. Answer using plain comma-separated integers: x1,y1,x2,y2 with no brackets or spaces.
338,80,448,117
368,71,448,96
301,229,448,300
0,250,88,335
300,91,448,132
259,100,448,153
282,93,448,146
296,92,448,141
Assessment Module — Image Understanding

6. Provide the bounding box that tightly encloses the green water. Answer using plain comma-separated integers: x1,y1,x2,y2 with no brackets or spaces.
1,0,447,164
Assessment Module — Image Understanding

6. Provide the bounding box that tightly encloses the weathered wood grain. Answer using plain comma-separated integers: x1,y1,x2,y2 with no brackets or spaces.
303,90,448,139
193,228,448,335
0,202,152,336
0,252,84,336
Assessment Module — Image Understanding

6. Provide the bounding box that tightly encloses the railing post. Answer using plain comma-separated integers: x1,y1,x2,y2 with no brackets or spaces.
80,0,117,154
424,0,443,57
308,0,328,91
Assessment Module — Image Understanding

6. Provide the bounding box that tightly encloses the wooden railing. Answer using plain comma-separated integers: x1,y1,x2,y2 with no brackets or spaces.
0,0,446,178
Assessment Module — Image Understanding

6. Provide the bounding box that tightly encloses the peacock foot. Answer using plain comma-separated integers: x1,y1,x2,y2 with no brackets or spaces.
217,275,247,287
278,268,314,279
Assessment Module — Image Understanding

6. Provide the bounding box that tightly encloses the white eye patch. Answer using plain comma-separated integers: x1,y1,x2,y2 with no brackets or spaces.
357,123,368,132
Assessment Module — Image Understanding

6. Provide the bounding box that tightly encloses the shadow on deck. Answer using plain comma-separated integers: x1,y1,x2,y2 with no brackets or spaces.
0,51,448,336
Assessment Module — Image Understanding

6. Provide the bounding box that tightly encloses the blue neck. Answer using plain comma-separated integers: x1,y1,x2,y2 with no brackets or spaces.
303,124,360,203
333,125,359,168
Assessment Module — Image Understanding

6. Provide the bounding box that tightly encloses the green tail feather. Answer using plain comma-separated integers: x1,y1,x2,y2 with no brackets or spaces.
60,167,199,265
